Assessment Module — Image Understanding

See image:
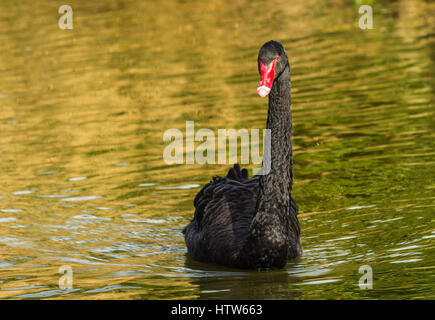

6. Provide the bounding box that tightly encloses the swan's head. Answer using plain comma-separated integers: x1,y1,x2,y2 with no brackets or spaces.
257,40,289,98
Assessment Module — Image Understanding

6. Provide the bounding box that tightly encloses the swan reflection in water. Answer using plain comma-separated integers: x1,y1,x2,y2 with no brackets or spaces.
184,256,302,299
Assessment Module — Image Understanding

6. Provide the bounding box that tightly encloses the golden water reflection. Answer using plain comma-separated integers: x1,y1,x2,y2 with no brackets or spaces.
0,0,433,299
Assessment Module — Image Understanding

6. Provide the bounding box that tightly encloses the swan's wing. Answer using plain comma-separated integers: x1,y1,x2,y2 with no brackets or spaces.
190,176,258,232
184,167,258,265
191,163,253,219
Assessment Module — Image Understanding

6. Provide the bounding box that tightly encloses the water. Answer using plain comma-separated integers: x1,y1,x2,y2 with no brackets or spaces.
0,0,433,299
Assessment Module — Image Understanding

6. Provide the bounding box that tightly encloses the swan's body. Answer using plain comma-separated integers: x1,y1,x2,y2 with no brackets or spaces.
183,41,302,269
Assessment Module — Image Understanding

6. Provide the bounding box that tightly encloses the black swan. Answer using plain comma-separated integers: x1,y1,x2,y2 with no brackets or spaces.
183,41,302,269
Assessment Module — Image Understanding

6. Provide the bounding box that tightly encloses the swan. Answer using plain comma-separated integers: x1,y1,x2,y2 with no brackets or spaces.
183,41,302,269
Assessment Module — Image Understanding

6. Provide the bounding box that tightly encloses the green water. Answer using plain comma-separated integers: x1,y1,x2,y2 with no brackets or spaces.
0,0,433,299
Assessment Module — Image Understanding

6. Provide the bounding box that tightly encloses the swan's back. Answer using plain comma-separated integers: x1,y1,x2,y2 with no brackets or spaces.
183,165,259,267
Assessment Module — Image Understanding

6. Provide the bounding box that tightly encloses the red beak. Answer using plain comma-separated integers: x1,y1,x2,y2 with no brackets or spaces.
257,57,279,97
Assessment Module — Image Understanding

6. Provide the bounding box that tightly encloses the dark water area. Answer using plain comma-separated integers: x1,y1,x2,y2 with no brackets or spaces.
0,0,433,299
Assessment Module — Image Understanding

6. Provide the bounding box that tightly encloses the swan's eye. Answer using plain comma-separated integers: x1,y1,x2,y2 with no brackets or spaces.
257,57,279,98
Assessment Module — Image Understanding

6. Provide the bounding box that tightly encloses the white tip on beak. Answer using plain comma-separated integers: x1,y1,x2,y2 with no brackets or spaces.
257,85,271,98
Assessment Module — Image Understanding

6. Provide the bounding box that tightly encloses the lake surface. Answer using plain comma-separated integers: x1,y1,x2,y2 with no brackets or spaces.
0,0,433,299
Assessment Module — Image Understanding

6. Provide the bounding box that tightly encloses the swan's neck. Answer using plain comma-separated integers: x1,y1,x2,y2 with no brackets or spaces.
258,66,293,209
237,66,294,268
